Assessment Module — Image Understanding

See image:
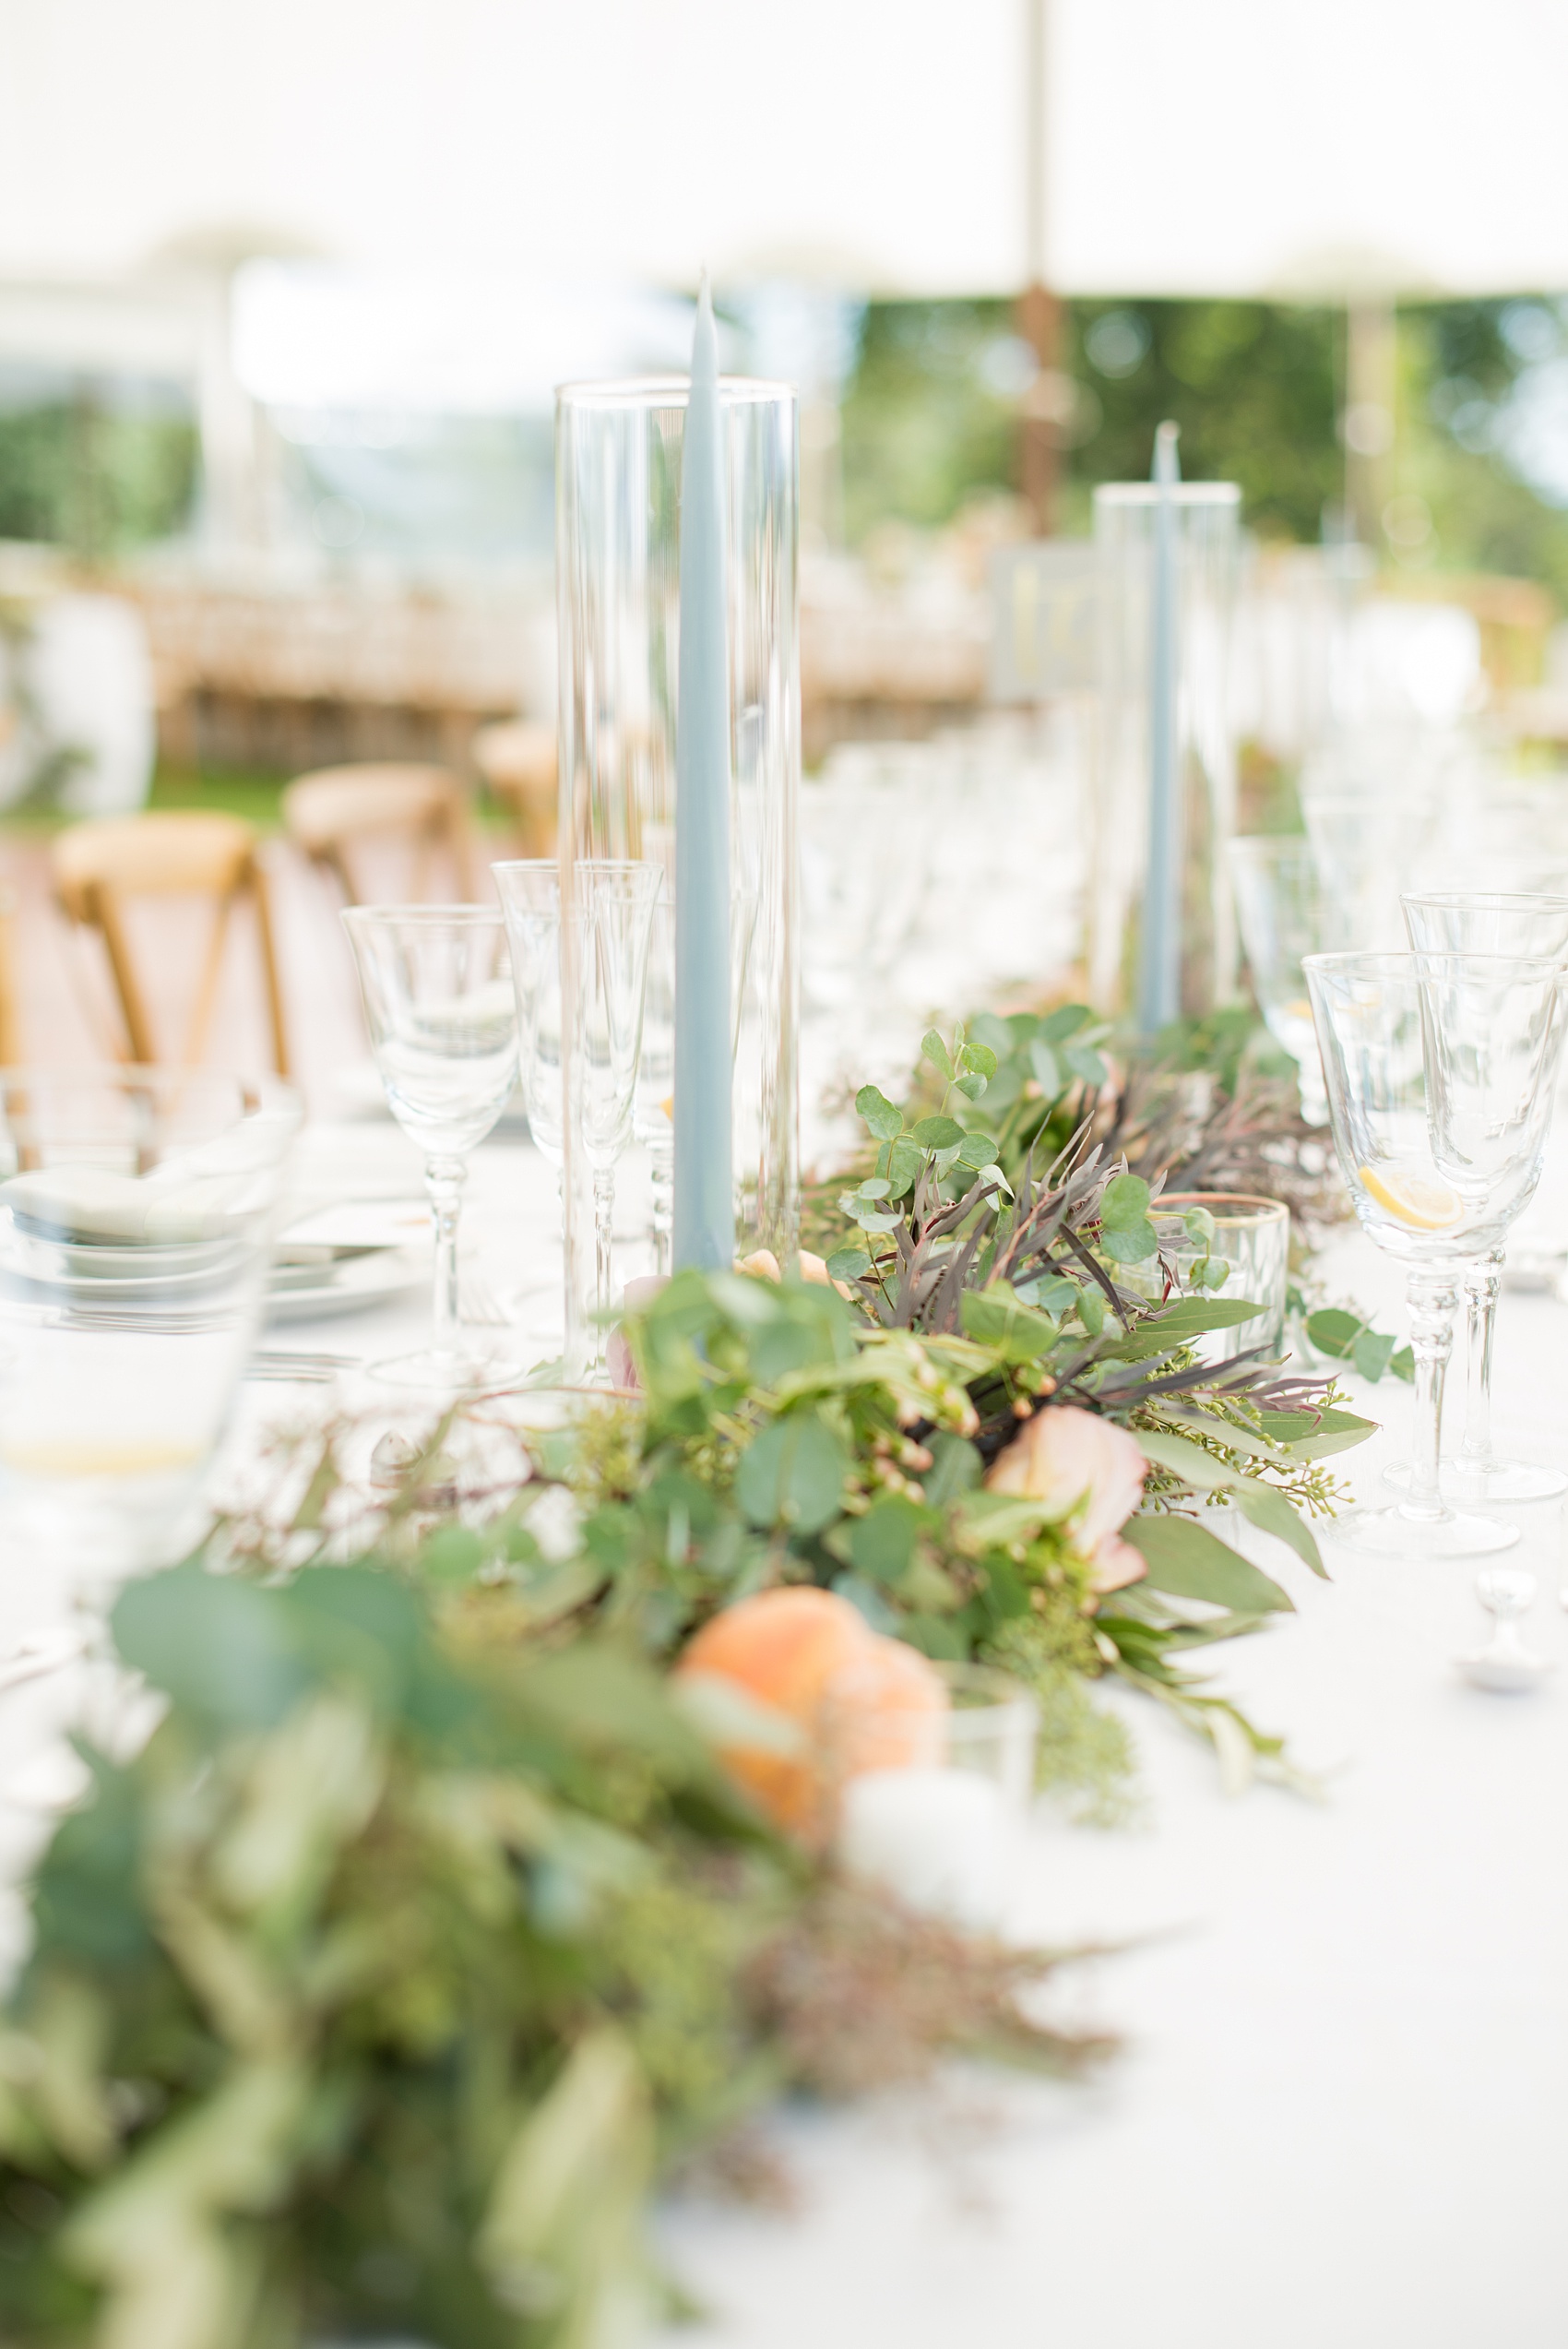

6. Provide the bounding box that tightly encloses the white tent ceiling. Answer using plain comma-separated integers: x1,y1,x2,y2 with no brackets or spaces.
1,0,1567,301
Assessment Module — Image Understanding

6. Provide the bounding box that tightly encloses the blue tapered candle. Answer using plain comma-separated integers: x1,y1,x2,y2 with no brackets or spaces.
1137,420,1182,1034
672,278,734,1271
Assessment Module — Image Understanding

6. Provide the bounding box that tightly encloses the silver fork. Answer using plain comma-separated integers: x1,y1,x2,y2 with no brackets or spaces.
458,1273,513,1328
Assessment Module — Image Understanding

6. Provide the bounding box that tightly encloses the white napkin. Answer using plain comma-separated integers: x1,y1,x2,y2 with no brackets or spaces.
0,1167,238,1245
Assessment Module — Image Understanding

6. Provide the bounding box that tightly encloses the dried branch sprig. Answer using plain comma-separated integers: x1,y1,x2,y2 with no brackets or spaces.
746,1880,1119,2095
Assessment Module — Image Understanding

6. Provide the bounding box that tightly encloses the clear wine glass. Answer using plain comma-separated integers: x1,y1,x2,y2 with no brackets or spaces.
1304,948,1565,1558
340,906,519,1391
1396,891,1568,1505
1228,836,1334,1123
1301,789,1420,952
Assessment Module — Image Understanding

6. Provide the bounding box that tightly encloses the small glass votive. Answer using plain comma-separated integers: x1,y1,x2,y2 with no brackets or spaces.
0,1067,302,1576
829,1660,1039,1931
1134,1189,1290,1364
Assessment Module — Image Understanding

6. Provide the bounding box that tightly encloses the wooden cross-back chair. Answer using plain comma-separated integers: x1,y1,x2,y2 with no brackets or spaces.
281,763,477,904
470,721,558,860
52,811,290,1075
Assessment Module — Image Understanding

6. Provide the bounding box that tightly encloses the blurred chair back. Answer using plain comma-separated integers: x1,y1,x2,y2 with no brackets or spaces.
52,811,289,1074
282,763,476,904
471,721,558,859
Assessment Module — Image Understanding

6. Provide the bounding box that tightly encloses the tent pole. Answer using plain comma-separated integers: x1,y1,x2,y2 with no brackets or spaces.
1017,0,1058,537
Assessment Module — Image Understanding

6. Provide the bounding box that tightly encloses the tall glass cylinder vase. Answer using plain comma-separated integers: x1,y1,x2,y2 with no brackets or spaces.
1088,482,1241,1025
555,376,800,1373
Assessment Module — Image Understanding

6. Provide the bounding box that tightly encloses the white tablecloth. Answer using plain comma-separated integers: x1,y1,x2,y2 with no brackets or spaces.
2,1123,1566,2348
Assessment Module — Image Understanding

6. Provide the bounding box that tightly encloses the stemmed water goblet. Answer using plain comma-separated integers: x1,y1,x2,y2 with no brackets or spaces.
1396,891,1568,1504
1228,836,1334,1123
1304,949,1565,1558
340,906,519,1391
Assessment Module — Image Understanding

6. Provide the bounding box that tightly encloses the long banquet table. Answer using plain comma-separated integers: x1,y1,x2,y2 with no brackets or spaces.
0,1120,1565,2349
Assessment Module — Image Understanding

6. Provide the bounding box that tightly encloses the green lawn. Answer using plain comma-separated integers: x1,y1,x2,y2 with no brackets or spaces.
150,766,290,826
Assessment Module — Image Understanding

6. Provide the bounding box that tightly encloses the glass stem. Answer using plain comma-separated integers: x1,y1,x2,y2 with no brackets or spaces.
1459,1252,1502,1469
426,1156,466,1349
1294,1046,1329,1127
593,1167,615,1378
649,1128,673,1279
1402,1267,1456,1523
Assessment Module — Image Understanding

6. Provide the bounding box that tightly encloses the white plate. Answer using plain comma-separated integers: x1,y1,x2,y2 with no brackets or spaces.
278,1198,431,1254
266,1246,426,1324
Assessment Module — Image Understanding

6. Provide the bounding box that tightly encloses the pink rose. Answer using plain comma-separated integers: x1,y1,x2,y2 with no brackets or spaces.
984,1404,1148,1592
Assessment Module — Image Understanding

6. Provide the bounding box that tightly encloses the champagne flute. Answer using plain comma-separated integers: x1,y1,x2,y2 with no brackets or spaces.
492,861,567,1355
633,896,675,1276
1396,891,1568,1503
494,860,659,1379
492,862,564,1171
1305,949,1564,1558
341,906,519,1391
576,862,660,1377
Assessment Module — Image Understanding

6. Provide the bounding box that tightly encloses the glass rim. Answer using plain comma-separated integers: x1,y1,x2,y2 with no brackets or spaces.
492,858,658,878
341,903,506,928
1303,948,1566,981
555,372,796,413
1153,1189,1289,1226
1401,888,1568,912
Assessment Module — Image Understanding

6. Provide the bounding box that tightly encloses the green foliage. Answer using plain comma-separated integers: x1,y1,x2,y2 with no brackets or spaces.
837,295,1342,545
1070,298,1341,541
1122,1515,1295,1616
1394,298,1568,603
0,394,196,557
838,298,1018,542
1303,1306,1414,1385
986,1611,1140,1828
837,291,1568,603
0,1004,1384,2343
0,1556,1102,2349
2,1564,752,2349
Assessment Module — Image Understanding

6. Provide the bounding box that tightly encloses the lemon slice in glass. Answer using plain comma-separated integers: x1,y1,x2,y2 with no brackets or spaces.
1357,1164,1463,1230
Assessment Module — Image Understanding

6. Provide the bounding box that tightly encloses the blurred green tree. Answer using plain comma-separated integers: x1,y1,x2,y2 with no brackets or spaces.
1066,299,1340,539
837,291,1568,610
0,388,197,557
1393,299,1568,603
839,299,1017,544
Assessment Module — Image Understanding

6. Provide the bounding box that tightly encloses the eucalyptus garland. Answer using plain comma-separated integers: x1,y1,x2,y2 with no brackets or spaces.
0,1020,1378,2349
